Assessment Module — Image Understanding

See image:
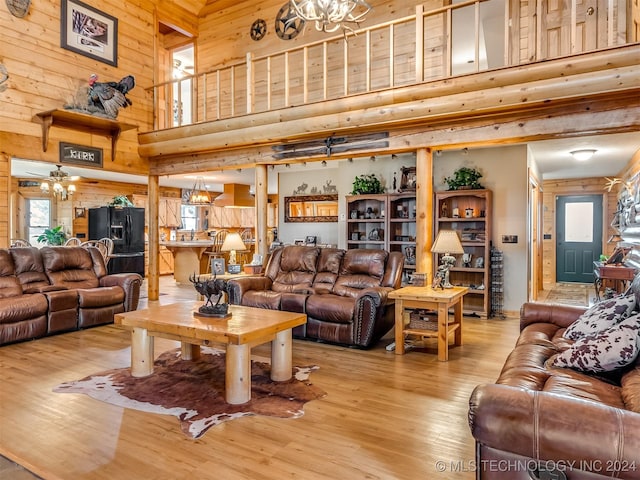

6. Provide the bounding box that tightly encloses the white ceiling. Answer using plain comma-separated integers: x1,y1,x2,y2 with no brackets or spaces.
12,132,639,191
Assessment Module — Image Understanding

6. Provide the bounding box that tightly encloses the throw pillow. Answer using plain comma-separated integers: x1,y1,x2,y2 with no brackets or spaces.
551,313,640,373
563,293,636,341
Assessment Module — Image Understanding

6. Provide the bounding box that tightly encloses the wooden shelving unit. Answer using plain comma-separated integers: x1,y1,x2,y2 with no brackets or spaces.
435,189,492,317
346,193,416,284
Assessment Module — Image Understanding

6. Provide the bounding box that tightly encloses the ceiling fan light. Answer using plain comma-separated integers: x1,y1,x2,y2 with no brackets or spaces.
53,182,63,193
67,184,76,193
570,149,597,161
40,182,49,192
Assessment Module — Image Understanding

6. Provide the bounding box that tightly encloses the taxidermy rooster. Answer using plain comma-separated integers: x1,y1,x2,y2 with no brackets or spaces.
88,74,135,118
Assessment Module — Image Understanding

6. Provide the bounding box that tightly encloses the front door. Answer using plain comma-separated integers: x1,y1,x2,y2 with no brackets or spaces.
556,194,602,283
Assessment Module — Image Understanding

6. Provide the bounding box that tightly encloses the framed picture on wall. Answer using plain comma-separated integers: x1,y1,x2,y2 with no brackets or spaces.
74,207,85,218
61,0,118,67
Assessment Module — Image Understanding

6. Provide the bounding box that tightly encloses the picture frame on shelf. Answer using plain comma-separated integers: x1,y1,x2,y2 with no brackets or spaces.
305,235,317,246
399,166,417,192
294,239,305,246
61,0,118,67
211,258,225,275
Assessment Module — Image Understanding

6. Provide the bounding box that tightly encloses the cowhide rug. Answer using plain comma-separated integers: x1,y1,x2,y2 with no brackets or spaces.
53,347,325,439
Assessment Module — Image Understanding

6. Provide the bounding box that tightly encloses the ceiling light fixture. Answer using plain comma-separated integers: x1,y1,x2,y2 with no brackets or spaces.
186,176,212,205
290,0,372,33
570,149,597,161
39,164,77,201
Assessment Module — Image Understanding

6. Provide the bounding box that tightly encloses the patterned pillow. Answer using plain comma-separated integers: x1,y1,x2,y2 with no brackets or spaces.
563,293,636,341
552,314,640,373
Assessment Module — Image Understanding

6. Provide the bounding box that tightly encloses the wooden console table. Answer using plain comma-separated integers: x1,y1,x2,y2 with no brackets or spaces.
34,109,137,162
593,261,636,300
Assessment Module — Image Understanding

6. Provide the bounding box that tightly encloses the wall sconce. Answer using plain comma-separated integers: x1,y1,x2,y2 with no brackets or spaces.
570,149,597,161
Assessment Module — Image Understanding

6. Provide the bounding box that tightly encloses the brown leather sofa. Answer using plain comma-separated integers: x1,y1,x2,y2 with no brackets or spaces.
227,245,404,348
468,300,640,479
0,246,142,346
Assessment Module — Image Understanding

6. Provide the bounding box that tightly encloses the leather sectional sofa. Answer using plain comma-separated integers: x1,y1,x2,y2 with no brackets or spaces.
469,296,640,479
0,246,142,346
227,245,404,348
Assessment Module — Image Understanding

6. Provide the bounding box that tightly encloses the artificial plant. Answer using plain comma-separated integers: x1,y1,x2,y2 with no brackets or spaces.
351,174,384,194
444,166,484,190
37,226,67,245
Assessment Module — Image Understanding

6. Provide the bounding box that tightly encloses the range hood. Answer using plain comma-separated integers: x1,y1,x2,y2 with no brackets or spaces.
213,183,254,208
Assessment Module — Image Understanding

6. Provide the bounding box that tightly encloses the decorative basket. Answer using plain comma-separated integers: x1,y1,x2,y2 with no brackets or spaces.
408,309,438,330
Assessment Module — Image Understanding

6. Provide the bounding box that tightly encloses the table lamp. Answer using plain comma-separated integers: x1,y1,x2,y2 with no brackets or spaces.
431,230,464,288
221,232,247,272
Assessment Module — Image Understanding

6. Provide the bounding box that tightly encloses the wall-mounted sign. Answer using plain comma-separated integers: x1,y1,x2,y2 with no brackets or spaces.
59,142,103,168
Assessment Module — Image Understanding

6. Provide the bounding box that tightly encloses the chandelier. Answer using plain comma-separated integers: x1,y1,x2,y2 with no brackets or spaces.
40,165,76,201
187,176,212,205
290,0,372,33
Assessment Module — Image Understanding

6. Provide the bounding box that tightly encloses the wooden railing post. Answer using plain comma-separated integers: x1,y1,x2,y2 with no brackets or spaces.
246,52,254,114
415,5,424,83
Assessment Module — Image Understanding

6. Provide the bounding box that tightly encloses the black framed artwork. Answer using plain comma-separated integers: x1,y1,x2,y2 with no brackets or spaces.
61,0,118,66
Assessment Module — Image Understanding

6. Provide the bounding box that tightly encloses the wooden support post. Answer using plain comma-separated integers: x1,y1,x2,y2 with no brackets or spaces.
148,174,160,301
416,148,433,281
225,344,251,404
271,329,292,381
255,165,268,260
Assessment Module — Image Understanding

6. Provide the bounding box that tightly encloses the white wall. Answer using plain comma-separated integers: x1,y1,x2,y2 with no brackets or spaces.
434,145,529,312
277,145,528,312
277,153,416,246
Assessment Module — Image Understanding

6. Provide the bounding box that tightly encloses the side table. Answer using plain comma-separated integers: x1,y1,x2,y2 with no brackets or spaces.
388,286,469,361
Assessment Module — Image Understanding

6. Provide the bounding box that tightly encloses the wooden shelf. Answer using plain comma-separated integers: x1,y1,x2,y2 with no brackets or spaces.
34,109,137,162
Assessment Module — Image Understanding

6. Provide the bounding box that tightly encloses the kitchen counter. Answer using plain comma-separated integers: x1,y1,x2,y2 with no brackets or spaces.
161,241,214,283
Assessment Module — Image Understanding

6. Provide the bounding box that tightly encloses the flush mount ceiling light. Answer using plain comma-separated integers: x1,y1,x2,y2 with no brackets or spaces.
570,149,597,161
290,0,372,33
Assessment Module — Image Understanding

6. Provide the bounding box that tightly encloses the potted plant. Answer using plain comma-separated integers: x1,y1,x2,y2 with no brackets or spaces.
37,226,67,246
109,195,134,207
444,167,484,190
351,174,385,194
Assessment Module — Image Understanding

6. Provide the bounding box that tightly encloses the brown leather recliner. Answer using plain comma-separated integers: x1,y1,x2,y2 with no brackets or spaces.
468,300,640,479
227,246,403,348
0,246,142,346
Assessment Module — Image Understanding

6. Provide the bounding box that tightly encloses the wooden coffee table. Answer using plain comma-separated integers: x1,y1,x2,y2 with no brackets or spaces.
114,302,307,404
388,286,469,361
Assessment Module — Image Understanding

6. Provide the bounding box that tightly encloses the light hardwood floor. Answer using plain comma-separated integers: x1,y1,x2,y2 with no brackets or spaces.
0,279,582,480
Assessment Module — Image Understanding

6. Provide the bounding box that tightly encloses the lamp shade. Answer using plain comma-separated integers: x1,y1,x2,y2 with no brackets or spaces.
431,230,464,254
221,232,247,252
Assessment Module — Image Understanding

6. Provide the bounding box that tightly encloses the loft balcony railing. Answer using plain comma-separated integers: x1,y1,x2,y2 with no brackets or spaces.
148,0,634,130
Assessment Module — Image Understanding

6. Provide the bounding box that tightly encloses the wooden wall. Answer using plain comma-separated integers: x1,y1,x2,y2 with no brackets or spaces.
0,154,9,248
11,178,180,242
0,0,158,173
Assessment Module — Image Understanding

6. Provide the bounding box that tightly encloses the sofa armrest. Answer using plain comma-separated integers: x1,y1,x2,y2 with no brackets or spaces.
355,286,393,306
227,276,273,304
99,273,142,311
469,383,640,478
520,302,587,332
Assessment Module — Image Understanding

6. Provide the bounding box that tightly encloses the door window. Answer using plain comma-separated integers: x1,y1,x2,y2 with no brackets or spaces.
564,202,593,242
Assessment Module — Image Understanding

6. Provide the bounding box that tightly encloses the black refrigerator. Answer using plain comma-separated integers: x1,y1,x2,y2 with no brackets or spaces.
88,206,145,277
